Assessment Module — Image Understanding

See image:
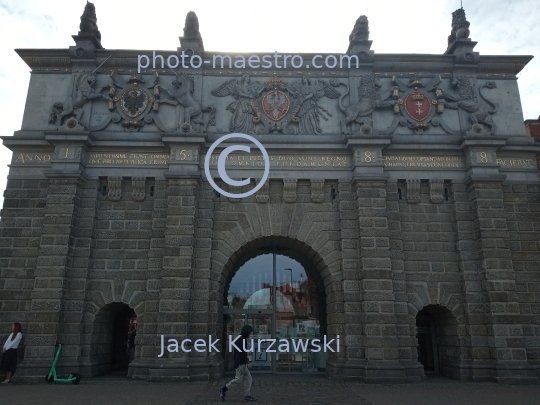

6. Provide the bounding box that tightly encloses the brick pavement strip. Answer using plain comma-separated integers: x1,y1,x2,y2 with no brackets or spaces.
1,375,540,405
184,377,372,405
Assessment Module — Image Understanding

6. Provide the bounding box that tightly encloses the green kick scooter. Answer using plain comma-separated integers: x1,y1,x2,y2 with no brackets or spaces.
45,343,81,384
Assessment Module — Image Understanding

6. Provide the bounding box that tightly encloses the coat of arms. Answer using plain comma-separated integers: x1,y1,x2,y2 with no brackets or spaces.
211,75,342,135
108,73,158,129
262,89,289,121
404,91,432,122
380,76,449,135
119,87,149,118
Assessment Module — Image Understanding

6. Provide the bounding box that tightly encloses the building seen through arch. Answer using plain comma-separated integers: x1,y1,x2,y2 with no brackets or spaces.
0,2,539,385
222,246,327,373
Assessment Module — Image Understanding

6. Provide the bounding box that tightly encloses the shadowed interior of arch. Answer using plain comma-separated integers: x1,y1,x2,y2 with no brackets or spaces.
415,304,462,379
84,302,136,377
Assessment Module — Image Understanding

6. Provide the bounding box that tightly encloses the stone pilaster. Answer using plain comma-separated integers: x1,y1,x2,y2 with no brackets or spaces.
66,180,99,377
386,182,425,381
189,180,221,379
128,179,167,379
19,176,91,380
456,137,538,383
146,177,198,382
354,179,406,382
326,181,359,378
465,179,538,383
16,130,98,380
451,180,483,379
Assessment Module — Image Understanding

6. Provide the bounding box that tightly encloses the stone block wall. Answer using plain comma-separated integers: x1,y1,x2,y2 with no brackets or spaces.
79,177,157,376
388,180,463,381
2,7,539,383
0,179,47,361
1,175,539,383
504,184,540,373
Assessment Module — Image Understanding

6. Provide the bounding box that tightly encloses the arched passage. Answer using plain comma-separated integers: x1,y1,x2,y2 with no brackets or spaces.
218,236,333,374
416,304,461,378
87,302,137,377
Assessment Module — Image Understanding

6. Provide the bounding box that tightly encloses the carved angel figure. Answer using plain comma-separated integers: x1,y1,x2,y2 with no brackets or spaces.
289,76,341,134
211,75,264,134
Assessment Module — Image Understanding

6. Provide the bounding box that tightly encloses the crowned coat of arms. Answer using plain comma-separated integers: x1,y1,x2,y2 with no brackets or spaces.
262,88,290,121
404,91,432,122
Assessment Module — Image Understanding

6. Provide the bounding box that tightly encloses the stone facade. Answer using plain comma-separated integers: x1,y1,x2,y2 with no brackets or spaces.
525,116,540,175
1,4,540,384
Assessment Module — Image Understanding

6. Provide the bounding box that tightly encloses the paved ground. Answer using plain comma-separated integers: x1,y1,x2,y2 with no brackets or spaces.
1,374,540,405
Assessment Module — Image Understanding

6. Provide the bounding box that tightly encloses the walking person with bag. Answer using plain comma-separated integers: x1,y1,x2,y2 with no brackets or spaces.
219,324,257,402
1,323,23,384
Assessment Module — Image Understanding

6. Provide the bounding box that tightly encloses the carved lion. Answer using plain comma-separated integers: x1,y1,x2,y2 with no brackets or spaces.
349,15,369,41
336,76,395,134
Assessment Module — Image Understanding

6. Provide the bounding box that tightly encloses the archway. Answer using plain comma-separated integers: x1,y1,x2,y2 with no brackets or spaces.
416,305,460,378
220,237,330,374
89,302,136,376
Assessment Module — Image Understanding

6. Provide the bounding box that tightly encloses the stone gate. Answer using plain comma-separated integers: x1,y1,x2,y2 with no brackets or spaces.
1,3,539,384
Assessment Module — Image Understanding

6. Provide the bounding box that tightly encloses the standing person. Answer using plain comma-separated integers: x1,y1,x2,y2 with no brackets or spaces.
127,315,137,363
219,324,257,402
1,323,23,383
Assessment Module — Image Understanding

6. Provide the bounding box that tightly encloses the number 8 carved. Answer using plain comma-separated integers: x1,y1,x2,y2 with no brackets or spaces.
480,152,488,163
365,151,372,163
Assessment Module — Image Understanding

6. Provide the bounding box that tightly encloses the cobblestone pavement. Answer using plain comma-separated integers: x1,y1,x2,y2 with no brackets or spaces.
1,374,540,405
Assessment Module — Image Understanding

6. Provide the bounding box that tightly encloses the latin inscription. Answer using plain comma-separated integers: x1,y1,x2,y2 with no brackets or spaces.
497,158,535,168
383,155,464,168
16,152,531,169
92,112,108,125
208,154,350,168
13,153,52,164
87,153,170,165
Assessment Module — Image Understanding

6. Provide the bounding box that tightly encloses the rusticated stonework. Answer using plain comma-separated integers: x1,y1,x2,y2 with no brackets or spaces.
1,4,540,385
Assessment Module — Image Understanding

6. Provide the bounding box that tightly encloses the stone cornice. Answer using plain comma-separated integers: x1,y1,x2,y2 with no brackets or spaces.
15,48,533,76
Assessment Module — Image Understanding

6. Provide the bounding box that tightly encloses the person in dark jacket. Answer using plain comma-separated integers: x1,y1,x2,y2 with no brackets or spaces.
219,324,257,402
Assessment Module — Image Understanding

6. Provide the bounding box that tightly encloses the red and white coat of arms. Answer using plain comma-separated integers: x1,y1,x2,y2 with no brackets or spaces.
404,92,432,122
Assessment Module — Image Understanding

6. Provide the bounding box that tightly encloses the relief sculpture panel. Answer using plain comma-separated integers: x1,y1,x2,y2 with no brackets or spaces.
211,75,342,135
